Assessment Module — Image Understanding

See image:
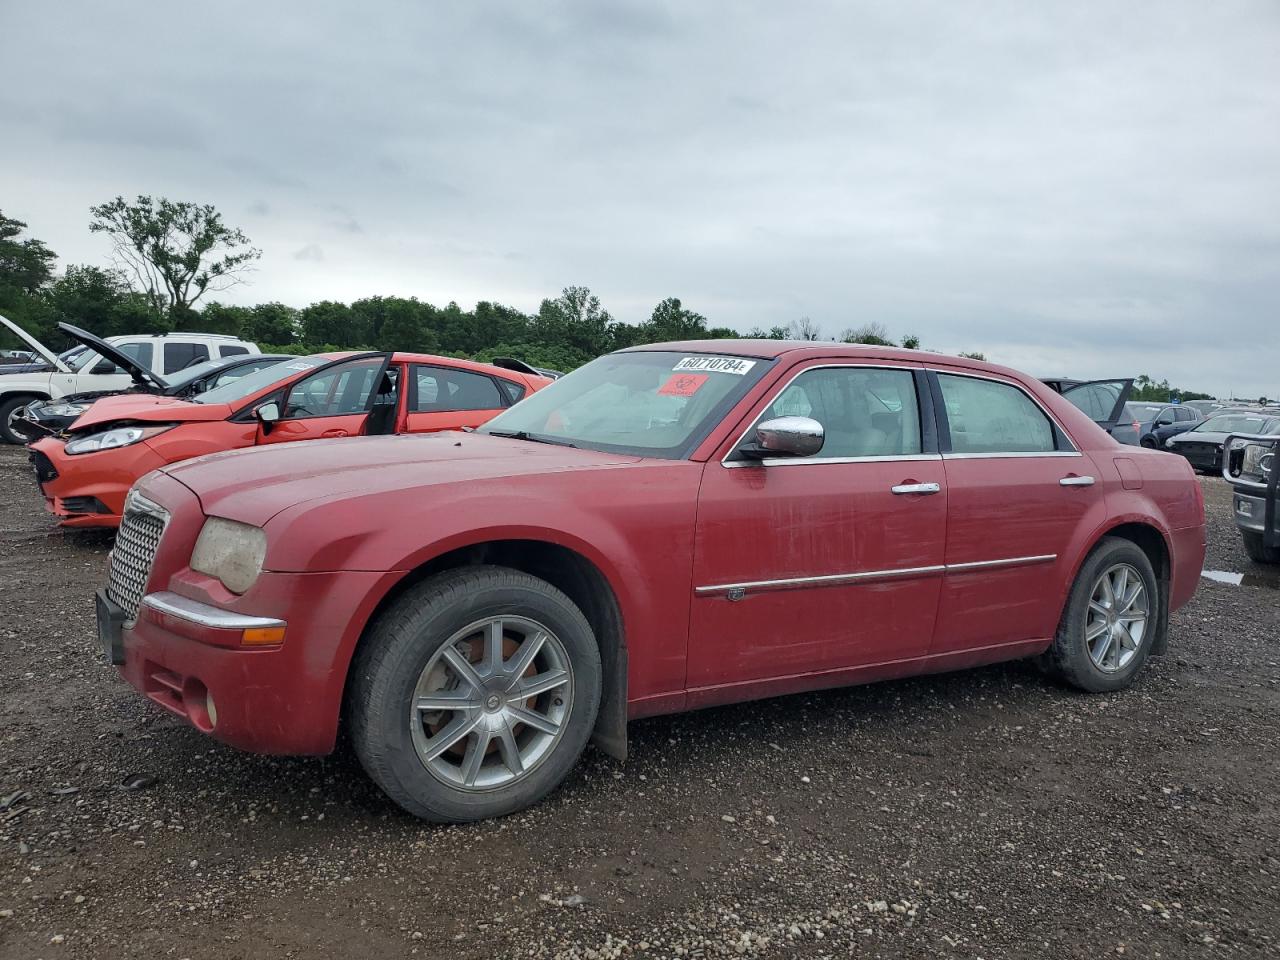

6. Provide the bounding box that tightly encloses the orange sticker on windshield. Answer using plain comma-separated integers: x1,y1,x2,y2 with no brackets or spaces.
658,373,709,397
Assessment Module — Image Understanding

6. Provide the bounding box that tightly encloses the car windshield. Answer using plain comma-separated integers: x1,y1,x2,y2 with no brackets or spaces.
1194,414,1275,434
1125,403,1164,420
477,350,773,458
194,356,326,405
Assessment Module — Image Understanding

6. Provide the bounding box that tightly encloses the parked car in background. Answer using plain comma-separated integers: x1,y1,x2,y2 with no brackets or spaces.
0,349,37,363
1111,402,1202,448
1039,377,1132,434
1166,411,1280,474
30,351,552,527
1184,399,1230,416
0,316,260,444
1224,430,1280,563
94,342,1204,822
14,353,294,442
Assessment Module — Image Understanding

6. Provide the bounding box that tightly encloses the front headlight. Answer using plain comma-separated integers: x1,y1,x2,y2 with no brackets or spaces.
64,424,173,455
1242,442,1274,478
42,401,90,418
190,517,267,594
1164,438,1175,448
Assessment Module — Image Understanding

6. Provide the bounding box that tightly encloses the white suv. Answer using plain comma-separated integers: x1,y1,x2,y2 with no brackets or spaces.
0,315,259,444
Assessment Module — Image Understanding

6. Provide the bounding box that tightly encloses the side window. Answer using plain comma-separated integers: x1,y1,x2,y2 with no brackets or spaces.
760,367,921,458
496,378,527,405
91,342,153,374
411,366,504,412
1177,408,1197,422
219,344,250,357
938,374,1056,454
163,342,210,374
284,357,385,419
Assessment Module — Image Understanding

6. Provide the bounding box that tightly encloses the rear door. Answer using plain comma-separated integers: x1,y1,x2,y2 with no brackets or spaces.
930,370,1106,654
402,363,510,433
1058,378,1133,433
256,354,391,445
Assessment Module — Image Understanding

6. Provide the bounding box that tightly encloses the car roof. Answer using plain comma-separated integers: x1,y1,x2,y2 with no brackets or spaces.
619,338,1004,371
389,352,541,379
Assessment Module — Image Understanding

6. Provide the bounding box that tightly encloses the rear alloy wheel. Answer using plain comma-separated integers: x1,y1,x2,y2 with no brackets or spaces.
1044,537,1161,692
349,566,601,822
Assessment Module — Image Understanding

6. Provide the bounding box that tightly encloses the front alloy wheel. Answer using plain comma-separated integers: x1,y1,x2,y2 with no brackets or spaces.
411,616,573,790
350,566,601,822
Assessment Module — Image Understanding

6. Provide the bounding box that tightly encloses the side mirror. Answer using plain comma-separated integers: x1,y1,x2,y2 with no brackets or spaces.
740,416,824,460
91,359,118,375
255,401,281,433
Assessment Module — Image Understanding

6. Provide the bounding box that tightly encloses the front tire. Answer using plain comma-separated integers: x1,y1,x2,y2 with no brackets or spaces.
0,395,37,445
349,566,601,822
1044,538,1161,692
1140,436,1158,449
1242,530,1280,565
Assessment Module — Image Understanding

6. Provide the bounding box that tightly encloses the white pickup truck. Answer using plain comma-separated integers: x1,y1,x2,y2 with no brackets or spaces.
0,314,260,444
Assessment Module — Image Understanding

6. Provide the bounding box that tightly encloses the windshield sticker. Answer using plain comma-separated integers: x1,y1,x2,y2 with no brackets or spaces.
284,361,319,371
673,356,756,376
658,373,709,397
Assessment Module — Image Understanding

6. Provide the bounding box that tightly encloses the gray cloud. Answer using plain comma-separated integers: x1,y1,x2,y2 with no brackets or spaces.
3,0,1278,395
293,244,324,262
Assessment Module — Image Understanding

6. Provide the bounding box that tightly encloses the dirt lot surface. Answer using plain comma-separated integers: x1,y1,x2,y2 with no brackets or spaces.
1,444,1278,959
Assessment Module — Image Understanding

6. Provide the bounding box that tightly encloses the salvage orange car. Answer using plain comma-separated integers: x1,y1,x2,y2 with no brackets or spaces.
30,352,551,527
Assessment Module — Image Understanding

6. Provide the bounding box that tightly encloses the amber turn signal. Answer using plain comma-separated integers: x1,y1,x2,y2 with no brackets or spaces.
240,626,286,647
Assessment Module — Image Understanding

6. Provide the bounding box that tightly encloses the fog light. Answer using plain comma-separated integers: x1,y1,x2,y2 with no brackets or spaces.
240,625,286,647
205,692,218,729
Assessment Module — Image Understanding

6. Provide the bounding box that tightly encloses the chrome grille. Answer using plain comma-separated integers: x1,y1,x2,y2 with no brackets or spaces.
106,492,169,622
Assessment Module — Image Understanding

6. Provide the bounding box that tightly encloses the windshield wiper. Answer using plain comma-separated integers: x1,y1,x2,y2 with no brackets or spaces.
487,429,578,448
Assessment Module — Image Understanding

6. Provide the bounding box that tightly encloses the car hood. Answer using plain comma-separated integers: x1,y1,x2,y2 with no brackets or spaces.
58,322,165,390
160,432,642,527
69,393,232,431
0,312,67,371
1168,432,1229,445
0,361,54,376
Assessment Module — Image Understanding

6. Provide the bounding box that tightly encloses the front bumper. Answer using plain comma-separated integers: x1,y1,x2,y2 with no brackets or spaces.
29,437,167,527
117,569,392,755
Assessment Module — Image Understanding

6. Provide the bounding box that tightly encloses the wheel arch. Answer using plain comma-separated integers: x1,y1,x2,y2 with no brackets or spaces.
342,538,629,760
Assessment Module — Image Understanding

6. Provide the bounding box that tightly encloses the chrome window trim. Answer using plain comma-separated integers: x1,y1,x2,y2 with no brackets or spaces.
928,367,1079,456
724,453,942,469
941,451,1083,460
720,362,927,468
141,591,286,631
695,553,1058,598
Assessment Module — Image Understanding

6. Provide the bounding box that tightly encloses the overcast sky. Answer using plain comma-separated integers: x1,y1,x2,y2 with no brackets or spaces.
4,1,1278,395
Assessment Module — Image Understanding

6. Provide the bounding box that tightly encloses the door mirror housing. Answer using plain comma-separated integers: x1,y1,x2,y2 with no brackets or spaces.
255,401,281,433
740,416,825,459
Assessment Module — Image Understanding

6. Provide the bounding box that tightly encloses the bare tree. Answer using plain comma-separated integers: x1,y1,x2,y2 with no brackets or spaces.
89,195,261,319
787,316,822,341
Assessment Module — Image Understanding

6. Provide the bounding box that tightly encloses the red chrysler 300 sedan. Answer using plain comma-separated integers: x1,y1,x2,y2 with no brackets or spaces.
96,341,1205,821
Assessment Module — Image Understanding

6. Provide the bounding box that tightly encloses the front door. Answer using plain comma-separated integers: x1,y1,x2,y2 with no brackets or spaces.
257,355,390,445
687,362,947,700
929,370,1106,654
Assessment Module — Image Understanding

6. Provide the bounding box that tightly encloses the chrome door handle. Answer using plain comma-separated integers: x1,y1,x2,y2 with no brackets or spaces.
1059,475,1096,487
891,482,941,495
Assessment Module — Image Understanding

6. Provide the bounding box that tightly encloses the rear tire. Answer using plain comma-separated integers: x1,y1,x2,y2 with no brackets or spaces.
349,566,601,822
1044,537,1161,693
1241,531,1280,565
0,395,37,445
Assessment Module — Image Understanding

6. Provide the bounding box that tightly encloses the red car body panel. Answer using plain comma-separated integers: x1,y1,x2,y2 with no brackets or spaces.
105,342,1205,756
31,353,549,527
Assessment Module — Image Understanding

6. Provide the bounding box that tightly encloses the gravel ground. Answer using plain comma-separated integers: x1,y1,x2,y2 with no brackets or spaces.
2,444,1278,960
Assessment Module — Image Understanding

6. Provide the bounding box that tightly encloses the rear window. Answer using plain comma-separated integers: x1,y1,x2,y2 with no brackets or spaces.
219,344,250,357
1125,403,1164,421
